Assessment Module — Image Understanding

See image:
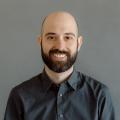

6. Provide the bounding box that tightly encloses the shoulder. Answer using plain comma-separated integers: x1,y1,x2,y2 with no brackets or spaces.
10,73,43,97
76,71,111,98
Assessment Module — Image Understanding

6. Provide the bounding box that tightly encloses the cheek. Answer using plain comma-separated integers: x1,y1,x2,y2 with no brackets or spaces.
68,42,78,53
67,40,78,47
41,42,52,54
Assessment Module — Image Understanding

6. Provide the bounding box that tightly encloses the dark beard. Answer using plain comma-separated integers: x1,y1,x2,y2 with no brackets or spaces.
41,45,78,73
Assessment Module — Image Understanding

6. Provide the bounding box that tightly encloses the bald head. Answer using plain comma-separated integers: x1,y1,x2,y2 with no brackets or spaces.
38,11,83,73
41,11,79,37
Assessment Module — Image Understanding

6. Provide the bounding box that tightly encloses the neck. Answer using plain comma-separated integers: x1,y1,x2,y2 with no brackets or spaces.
44,65,74,84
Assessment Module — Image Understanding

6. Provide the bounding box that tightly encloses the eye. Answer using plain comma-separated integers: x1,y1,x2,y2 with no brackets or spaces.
64,36,73,40
46,36,55,40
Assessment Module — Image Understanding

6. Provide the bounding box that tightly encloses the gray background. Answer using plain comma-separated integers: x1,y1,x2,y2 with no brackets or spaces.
0,0,120,119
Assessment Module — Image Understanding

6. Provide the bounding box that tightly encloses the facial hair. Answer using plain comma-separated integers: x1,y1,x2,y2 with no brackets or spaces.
41,43,78,73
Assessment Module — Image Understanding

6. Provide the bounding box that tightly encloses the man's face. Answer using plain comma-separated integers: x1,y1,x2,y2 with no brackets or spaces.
39,13,82,73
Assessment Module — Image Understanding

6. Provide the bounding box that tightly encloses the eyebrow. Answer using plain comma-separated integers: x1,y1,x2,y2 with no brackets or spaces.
64,33,76,37
45,32,76,37
45,32,56,36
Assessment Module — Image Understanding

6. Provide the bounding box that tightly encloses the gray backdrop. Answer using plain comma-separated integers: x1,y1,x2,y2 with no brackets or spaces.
0,0,120,119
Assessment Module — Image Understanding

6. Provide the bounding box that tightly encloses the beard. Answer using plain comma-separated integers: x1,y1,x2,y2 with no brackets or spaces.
41,44,78,73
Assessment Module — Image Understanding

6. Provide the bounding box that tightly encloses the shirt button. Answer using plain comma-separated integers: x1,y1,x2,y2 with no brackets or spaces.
59,114,63,118
59,93,63,97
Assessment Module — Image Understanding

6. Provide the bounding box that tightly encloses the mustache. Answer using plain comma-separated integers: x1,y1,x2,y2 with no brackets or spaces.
49,49,69,55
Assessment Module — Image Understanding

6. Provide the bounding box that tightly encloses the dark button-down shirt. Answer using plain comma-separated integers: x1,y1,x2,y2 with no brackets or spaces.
4,69,115,120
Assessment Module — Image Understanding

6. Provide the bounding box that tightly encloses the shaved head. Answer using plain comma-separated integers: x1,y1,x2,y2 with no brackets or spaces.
38,11,83,73
41,11,79,37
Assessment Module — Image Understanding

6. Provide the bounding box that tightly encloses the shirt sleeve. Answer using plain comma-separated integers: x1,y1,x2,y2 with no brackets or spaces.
4,88,24,120
98,86,115,120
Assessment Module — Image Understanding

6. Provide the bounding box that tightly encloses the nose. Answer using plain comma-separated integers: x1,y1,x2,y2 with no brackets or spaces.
54,37,66,50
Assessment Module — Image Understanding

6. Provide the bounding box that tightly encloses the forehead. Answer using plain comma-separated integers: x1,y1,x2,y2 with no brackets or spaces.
42,13,78,36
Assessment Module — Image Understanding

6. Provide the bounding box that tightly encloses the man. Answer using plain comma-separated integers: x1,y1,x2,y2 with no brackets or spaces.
4,11,115,120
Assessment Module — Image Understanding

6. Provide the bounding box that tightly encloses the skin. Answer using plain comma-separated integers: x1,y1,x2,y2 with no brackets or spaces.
37,11,83,84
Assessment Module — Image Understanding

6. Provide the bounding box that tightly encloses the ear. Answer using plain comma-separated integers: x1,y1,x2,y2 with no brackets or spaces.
37,35,42,46
77,35,83,52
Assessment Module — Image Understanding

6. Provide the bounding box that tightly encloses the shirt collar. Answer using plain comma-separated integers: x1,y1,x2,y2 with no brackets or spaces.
41,69,53,92
66,69,80,90
41,68,81,92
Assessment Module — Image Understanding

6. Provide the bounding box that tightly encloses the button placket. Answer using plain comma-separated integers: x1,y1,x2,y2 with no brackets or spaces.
57,84,65,119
